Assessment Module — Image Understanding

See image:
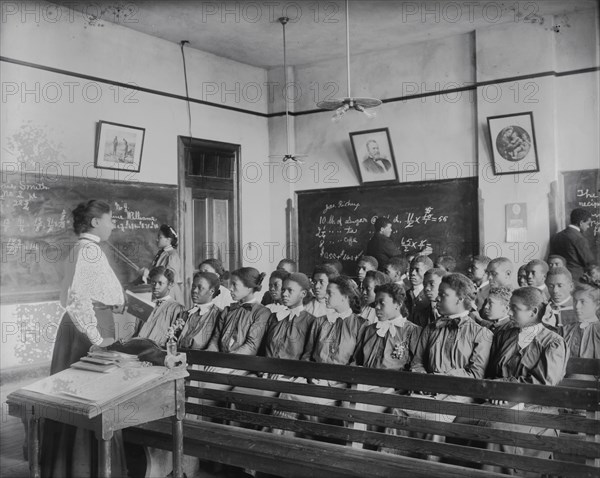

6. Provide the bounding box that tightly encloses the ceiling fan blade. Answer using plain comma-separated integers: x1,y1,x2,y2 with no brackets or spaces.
353,97,383,108
317,99,346,110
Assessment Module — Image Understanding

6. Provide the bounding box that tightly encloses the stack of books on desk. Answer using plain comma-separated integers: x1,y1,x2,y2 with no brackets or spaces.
70,350,140,373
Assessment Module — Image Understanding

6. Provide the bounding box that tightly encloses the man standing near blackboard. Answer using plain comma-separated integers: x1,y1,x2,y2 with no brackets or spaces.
549,208,595,282
366,218,400,268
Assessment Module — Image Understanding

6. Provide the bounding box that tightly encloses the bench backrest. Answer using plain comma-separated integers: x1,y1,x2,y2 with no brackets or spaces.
181,350,600,478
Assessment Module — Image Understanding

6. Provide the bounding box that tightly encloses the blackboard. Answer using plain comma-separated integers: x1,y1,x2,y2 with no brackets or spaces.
562,169,600,263
1,172,178,303
297,178,479,275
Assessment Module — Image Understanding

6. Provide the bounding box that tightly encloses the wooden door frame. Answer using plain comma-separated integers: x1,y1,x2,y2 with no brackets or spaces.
177,136,241,305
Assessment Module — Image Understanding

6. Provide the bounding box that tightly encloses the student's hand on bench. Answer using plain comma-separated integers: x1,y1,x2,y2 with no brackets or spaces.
490,399,508,405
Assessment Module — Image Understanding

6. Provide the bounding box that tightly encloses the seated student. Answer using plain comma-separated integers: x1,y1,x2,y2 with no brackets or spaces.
410,268,446,328
434,254,457,273
348,283,421,423
543,266,576,332
277,258,297,273
405,255,433,322
561,280,600,359
177,271,222,350
547,254,567,269
411,273,493,380
260,260,296,305
231,273,317,414
322,259,343,275
581,263,600,286
357,255,378,286
198,258,234,310
353,283,421,373
483,287,568,474
478,287,513,333
486,257,514,289
360,270,392,324
487,286,567,385
384,274,493,457
135,267,185,347
525,259,551,300
517,264,528,288
467,255,491,310
205,267,271,356
304,264,339,317
383,255,410,289
272,276,367,433
261,269,290,310
200,268,271,411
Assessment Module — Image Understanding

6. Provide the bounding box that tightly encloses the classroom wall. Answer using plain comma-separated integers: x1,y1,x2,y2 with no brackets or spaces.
0,1,273,370
267,7,599,267
1,3,598,371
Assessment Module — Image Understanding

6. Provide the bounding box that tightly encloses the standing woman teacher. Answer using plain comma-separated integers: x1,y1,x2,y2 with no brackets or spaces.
41,199,128,477
141,224,184,304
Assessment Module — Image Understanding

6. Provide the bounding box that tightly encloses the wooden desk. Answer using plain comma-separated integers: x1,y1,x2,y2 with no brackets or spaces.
6,365,188,478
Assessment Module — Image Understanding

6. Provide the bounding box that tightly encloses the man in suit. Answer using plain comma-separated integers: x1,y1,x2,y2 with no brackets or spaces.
362,140,392,173
549,208,595,282
366,217,400,268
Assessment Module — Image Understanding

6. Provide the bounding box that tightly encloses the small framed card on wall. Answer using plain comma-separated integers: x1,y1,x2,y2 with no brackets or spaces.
95,121,145,172
487,112,539,175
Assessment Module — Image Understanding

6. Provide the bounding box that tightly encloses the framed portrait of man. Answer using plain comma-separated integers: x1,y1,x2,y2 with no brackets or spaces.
349,128,398,185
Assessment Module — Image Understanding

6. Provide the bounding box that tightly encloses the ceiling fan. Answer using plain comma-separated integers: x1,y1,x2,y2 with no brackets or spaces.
316,0,382,121
270,16,307,163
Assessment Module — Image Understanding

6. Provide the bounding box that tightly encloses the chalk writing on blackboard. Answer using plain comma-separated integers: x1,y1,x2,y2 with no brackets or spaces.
297,178,479,276
314,206,450,262
576,189,600,236
1,173,177,303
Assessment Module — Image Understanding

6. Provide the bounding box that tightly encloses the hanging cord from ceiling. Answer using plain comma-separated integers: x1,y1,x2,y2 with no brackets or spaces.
179,40,193,140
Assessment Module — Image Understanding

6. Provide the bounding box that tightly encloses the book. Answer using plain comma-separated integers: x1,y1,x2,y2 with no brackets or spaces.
71,361,119,373
126,290,155,322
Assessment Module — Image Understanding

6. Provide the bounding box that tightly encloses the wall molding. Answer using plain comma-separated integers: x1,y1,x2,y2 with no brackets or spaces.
2,55,598,119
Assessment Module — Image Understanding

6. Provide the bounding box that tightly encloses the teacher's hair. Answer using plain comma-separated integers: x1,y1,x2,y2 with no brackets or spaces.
72,200,111,235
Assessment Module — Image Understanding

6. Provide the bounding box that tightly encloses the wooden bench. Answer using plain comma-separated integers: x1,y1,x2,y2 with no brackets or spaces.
125,351,600,478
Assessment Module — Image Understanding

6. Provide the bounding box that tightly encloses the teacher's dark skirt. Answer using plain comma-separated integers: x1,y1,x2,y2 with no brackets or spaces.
40,309,128,478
